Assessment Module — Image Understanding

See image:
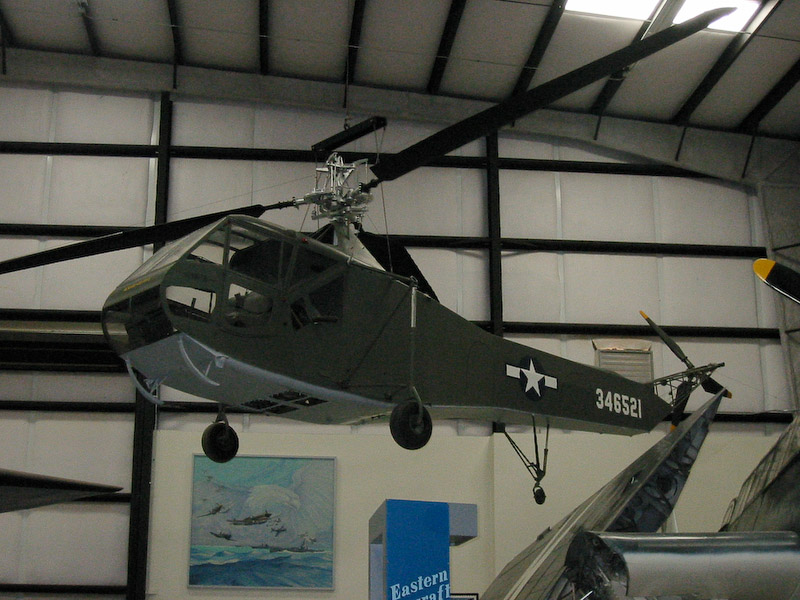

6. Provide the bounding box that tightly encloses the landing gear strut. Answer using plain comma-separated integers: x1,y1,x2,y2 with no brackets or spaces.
390,399,432,450
202,407,239,463
502,417,549,505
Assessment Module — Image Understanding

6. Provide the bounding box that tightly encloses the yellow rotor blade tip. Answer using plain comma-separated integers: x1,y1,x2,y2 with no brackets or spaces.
639,310,650,320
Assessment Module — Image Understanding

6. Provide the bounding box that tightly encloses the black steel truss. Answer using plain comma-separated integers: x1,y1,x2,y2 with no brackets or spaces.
427,0,467,95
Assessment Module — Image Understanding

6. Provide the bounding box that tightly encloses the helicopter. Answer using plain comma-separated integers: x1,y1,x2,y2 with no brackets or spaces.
0,9,732,501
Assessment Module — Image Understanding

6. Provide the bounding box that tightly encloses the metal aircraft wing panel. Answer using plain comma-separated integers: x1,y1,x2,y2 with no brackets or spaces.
0,468,121,513
567,530,800,600
482,390,724,600
722,412,800,533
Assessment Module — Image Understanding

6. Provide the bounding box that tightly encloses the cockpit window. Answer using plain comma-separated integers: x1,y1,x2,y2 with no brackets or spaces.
288,246,338,287
228,236,286,285
187,228,226,265
287,244,345,330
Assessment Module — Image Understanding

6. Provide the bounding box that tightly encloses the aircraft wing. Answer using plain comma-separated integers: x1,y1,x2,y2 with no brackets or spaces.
0,468,121,513
482,390,724,600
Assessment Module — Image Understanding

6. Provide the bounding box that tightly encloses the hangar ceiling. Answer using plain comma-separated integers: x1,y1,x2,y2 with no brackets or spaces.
0,0,799,140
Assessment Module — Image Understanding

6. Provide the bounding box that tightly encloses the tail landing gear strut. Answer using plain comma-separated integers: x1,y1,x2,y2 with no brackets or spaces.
500,417,549,505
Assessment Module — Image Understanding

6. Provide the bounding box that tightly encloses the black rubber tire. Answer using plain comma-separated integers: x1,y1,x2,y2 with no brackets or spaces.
390,400,433,450
201,421,240,463
533,485,546,505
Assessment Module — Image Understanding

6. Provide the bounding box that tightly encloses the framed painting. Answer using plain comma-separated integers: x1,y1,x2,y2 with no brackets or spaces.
189,454,335,589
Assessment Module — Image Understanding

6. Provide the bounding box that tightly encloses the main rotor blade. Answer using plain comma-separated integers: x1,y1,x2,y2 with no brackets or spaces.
754,258,800,305
0,201,294,275
368,7,733,185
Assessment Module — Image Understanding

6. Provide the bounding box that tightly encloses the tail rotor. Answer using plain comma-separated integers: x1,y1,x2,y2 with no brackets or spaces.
640,310,730,427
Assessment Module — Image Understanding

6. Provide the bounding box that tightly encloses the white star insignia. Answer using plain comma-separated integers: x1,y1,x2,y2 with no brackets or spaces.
506,358,558,399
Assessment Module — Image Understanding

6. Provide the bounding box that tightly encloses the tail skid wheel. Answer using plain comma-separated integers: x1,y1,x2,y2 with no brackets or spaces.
202,421,240,463
390,400,432,450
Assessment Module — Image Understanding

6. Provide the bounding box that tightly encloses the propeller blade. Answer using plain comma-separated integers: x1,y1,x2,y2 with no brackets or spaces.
639,310,693,369
670,380,693,428
368,7,733,185
641,311,732,399
754,258,800,305
0,201,294,276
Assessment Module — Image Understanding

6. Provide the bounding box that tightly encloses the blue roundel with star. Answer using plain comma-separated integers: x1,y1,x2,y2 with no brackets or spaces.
505,356,559,402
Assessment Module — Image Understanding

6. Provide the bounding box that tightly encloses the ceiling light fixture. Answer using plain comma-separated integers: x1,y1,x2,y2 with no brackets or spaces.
564,0,660,21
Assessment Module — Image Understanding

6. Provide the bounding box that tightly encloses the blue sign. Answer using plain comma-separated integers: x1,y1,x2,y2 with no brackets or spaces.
385,500,450,600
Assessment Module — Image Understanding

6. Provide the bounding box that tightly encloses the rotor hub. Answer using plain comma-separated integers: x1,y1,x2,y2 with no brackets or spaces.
297,153,373,226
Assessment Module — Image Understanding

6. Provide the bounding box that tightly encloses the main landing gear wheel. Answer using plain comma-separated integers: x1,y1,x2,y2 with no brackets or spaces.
390,400,432,450
202,420,240,463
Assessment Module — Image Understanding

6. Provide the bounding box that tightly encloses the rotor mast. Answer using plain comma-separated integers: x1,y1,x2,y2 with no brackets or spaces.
296,152,382,268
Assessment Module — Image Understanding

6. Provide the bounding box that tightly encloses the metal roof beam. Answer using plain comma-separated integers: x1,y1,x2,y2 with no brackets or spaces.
259,0,269,75
738,55,800,133
511,0,565,97
345,0,366,84
591,0,684,116
672,0,784,125
77,0,101,56
0,4,16,47
166,0,183,69
426,0,466,95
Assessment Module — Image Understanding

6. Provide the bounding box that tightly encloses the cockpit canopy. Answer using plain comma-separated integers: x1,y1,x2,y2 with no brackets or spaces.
102,216,348,355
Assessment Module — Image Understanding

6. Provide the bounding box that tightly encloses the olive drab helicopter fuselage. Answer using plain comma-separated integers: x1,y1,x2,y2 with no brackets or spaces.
0,9,734,501
102,212,674,449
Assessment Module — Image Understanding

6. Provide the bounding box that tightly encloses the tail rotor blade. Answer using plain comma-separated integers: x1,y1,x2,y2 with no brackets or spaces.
639,310,693,369
700,375,732,398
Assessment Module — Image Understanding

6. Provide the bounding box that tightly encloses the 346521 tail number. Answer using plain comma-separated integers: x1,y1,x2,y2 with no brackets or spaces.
595,389,642,419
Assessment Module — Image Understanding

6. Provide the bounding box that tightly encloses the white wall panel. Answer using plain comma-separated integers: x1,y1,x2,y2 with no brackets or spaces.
408,248,489,320
254,106,348,151
560,173,656,242
0,155,47,222
498,136,555,160
0,373,132,403
656,178,752,245
53,92,154,145
374,167,487,236
761,340,793,411
173,100,255,147
48,157,150,226
564,335,600,366
0,511,24,581
168,158,254,219
660,257,758,327
19,373,133,403
0,238,40,309
40,244,143,310
564,254,660,323
502,252,562,322
20,505,129,584
499,171,558,238
28,414,133,491
504,334,563,358
557,143,627,163
0,412,30,468
0,86,53,141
